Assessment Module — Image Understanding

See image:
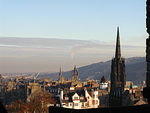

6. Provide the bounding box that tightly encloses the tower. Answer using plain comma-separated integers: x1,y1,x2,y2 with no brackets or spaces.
58,67,65,84
71,66,79,86
109,27,126,107
100,76,106,83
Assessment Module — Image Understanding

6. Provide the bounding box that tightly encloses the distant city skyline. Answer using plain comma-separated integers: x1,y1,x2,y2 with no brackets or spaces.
0,0,147,46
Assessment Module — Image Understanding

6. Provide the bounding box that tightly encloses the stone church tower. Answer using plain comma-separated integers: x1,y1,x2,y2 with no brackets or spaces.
71,66,79,86
109,27,126,107
58,67,65,84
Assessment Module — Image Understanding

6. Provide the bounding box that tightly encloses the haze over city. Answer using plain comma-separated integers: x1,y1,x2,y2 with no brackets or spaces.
0,0,147,73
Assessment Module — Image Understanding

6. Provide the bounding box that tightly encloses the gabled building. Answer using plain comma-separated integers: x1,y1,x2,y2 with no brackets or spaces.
60,88,99,109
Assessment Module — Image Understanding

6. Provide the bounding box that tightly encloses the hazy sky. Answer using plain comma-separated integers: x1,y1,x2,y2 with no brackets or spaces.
0,38,145,73
0,0,147,45
0,0,147,73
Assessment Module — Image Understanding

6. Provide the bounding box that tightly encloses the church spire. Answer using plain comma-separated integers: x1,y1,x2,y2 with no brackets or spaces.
109,27,126,107
115,27,121,59
73,65,78,76
58,67,65,84
71,65,79,85
59,67,62,76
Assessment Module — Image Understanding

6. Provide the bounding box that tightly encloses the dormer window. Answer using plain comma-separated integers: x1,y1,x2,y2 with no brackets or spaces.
80,97,84,99
74,97,78,99
93,94,96,98
65,97,69,100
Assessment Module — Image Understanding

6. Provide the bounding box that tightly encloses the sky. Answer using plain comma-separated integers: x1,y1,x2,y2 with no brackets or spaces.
0,0,147,73
0,38,145,73
0,0,147,45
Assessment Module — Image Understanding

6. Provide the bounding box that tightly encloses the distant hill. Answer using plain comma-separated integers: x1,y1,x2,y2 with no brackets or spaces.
0,37,144,73
39,57,146,84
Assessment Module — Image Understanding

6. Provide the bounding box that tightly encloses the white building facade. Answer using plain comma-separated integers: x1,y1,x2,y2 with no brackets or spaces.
60,89,99,109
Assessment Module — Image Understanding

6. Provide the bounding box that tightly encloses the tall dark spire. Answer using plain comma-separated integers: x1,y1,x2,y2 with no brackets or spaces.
59,67,62,76
115,27,121,59
109,27,126,107
73,65,78,75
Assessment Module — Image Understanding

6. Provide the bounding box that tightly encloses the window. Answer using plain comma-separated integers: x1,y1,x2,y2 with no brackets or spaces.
80,97,84,99
74,103,78,106
93,94,96,98
92,100,95,104
65,97,69,100
82,103,84,107
74,97,78,99
96,100,98,104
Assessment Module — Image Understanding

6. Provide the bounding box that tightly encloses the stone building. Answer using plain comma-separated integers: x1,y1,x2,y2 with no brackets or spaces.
57,68,66,84
27,82,42,101
109,27,126,107
71,66,80,86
